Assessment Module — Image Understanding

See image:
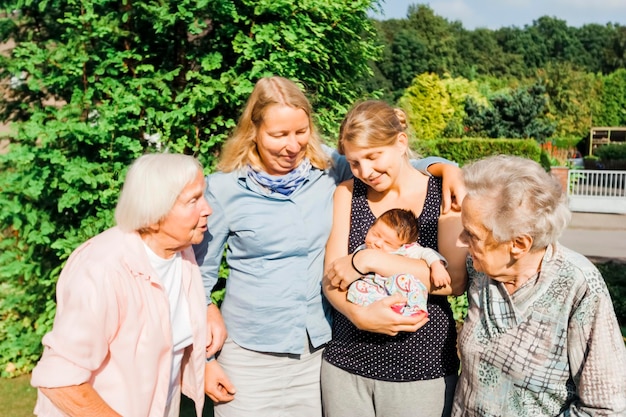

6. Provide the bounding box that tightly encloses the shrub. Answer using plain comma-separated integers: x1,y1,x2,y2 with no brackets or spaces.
413,138,542,167
0,0,381,377
595,143,626,161
597,260,626,326
583,155,601,169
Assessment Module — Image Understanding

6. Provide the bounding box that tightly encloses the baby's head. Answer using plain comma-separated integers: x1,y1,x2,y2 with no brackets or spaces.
365,208,420,252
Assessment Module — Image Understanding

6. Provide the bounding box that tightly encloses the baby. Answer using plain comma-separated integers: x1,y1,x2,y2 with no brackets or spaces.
347,208,450,316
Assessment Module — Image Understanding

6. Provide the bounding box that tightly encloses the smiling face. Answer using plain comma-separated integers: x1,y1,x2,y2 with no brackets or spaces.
365,220,406,252
255,104,310,175
150,169,212,258
458,196,513,279
342,133,408,192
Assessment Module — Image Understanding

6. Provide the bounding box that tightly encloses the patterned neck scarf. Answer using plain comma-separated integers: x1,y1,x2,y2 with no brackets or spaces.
247,158,311,196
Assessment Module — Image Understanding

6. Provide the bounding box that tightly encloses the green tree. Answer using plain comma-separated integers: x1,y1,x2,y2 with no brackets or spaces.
572,23,614,73
398,73,453,141
405,4,461,75
595,68,626,127
372,8,625,92
607,25,626,72
399,72,489,140
539,62,602,138
463,83,556,142
494,26,547,75
374,4,460,98
440,75,488,137
0,0,380,376
531,17,584,64
384,28,429,97
456,28,525,79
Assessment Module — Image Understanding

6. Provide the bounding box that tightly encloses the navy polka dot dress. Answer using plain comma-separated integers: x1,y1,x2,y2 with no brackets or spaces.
323,177,460,381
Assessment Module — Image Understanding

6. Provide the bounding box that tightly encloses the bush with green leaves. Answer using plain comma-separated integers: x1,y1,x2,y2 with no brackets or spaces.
596,260,626,328
412,138,542,166
0,0,381,377
594,69,626,127
463,83,556,143
593,143,626,170
448,294,468,324
398,73,453,141
397,72,489,142
594,143,626,161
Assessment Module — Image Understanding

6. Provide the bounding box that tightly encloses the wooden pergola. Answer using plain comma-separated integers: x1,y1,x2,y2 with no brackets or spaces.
589,127,626,155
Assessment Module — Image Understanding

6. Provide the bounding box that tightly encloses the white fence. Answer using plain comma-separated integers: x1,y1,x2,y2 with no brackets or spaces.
567,169,626,214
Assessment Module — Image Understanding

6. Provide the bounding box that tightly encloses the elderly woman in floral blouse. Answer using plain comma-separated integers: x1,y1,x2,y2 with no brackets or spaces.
453,155,626,416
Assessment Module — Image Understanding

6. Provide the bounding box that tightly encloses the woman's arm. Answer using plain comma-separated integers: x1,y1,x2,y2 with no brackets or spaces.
332,148,465,213
323,183,429,335
40,385,122,417
329,222,466,297
323,181,356,290
205,303,227,358
427,163,466,213
431,209,468,296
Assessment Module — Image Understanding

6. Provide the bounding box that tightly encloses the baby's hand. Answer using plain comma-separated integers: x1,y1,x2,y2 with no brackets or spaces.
430,261,451,288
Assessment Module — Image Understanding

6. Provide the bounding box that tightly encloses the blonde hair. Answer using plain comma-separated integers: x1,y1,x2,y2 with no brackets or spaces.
115,153,203,232
217,76,330,172
462,154,571,249
338,100,414,158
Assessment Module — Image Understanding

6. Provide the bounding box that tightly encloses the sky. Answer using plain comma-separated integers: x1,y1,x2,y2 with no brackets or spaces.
371,0,626,30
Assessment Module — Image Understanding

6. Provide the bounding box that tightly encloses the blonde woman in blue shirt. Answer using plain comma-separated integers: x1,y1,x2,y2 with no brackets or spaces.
194,76,465,417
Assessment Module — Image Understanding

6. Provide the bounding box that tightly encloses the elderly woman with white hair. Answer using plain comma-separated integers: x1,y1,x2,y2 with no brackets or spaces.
453,154,626,416
31,153,212,417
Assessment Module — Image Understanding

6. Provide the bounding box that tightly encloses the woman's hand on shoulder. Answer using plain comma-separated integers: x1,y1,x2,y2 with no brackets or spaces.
352,293,429,336
430,163,466,213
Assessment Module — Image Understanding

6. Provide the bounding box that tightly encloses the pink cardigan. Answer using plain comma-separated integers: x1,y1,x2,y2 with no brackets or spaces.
31,227,207,417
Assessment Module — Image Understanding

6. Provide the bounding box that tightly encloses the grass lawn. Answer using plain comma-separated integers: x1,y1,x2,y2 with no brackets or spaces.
0,375,213,417
0,374,36,417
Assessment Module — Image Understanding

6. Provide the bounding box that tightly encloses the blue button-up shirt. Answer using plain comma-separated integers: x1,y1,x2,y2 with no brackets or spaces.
194,152,446,355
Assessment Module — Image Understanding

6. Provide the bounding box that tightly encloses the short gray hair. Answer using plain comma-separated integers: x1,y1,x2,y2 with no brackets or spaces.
462,154,571,249
115,153,203,232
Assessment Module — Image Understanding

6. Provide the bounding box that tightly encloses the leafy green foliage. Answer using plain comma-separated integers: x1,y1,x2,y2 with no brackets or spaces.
539,63,602,138
571,23,615,73
398,73,453,141
439,75,488,138
382,28,429,99
596,261,626,327
412,138,542,166
463,83,556,143
594,69,626,127
448,294,468,324
367,6,626,134
399,73,488,142
372,4,461,98
455,28,525,79
594,143,626,161
0,0,381,376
